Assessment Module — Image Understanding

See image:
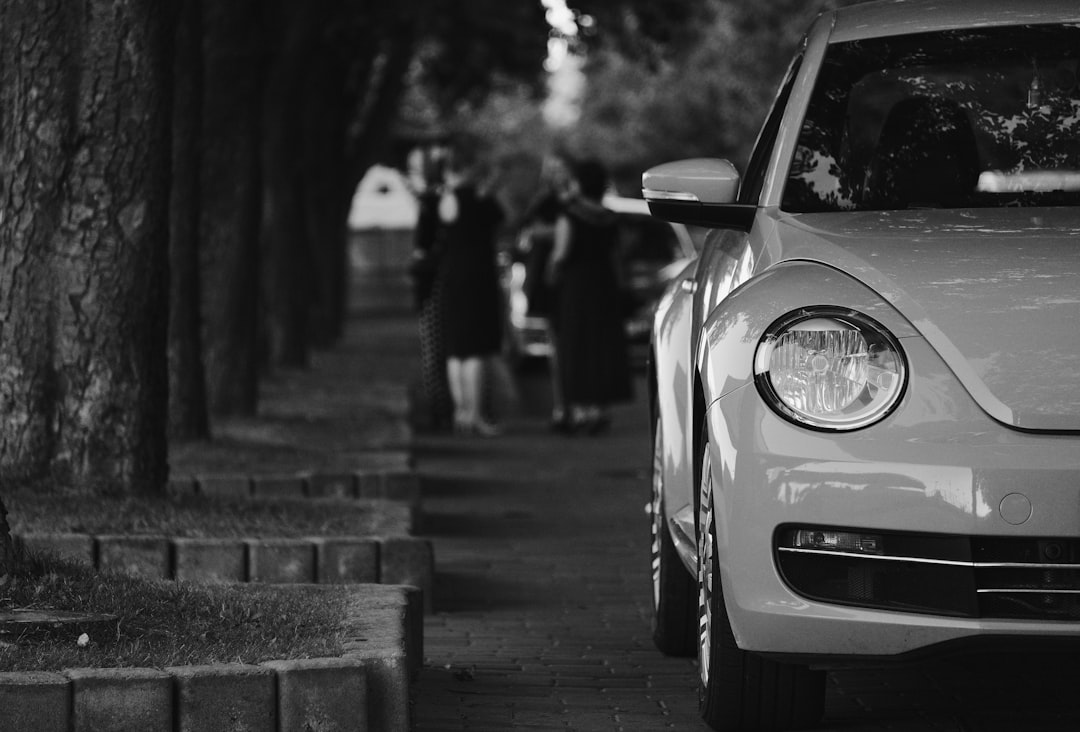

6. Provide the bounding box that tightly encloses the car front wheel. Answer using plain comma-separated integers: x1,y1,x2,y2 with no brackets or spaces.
697,436,825,731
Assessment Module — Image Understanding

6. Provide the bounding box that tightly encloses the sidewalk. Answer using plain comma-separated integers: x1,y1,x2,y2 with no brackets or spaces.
2,270,428,732
170,271,418,483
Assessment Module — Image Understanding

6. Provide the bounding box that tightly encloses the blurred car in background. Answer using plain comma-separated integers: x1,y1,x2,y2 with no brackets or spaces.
502,195,698,364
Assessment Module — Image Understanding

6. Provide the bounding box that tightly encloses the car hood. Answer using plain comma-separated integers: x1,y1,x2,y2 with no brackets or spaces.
775,208,1080,431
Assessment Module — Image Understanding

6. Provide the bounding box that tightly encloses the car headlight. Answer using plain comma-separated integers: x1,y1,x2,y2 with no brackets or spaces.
754,308,907,431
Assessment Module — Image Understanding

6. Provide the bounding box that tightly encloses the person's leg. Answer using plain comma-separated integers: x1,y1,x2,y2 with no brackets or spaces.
447,357,466,429
463,356,500,436
545,321,567,428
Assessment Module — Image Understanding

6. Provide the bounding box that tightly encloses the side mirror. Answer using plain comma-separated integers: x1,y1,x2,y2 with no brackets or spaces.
642,158,755,231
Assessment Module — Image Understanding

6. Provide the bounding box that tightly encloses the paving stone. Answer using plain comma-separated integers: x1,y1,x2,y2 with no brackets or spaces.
15,533,95,564
356,471,384,499
380,471,421,503
246,539,316,583
251,474,307,499
167,476,199,497
66,667,172,732
96,535,171,579
168,664,277,732
311,537,379,583
172,537,247,583
308,473,357,499
196,474,252,499
0,672,69,732
261,658,368,732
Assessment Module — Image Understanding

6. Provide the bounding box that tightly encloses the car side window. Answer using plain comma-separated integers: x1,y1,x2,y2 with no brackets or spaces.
738,55,803,206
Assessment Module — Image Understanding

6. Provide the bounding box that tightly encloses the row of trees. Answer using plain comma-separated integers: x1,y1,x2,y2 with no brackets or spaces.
0,0,555,499
0,0,716,574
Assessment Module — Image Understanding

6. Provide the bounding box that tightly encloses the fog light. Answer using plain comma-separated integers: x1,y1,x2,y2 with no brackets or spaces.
791,528,883,555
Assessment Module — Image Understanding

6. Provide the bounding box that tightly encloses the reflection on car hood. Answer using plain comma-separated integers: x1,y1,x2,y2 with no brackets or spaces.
776,207,1080,431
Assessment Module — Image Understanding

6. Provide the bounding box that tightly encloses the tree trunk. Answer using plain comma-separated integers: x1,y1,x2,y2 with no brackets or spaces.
0,1,70,483
169,0,211,440
201,0,264,416
0,498,14,581
307,22,416,345
0,0,171,496
260,0,322,369
304,48,351,348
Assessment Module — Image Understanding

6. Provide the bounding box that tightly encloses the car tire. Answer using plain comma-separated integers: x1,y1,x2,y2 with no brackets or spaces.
650,416,696,656
696,436,825,732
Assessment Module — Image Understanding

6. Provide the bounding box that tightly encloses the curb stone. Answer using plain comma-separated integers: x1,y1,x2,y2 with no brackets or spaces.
168,663,277,731
263,658,368,731
0,585,420,732
168,468,424,530
67,666,173,731
168,467,420,507
0,671,69,732
15,532,433,607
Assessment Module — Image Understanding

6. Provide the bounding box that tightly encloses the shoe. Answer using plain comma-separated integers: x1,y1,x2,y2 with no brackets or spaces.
471,419,503,437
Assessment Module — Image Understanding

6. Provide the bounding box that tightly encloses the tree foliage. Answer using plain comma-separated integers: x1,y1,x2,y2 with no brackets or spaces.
563,0,865,192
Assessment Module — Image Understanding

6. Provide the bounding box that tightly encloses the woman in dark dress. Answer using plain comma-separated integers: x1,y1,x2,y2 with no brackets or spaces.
407,145,454,432
548,158,632,434
438,150,506,436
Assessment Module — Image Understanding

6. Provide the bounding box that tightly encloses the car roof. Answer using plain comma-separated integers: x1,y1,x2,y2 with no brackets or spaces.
828,0,1080,43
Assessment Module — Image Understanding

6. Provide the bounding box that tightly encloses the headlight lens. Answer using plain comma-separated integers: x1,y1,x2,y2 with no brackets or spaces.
754,309,907,430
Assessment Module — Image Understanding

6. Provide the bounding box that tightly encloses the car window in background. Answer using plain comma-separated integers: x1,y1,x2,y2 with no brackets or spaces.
784,24,1080,212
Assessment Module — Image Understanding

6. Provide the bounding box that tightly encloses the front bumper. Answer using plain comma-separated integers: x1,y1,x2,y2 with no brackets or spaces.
706,339,1080,660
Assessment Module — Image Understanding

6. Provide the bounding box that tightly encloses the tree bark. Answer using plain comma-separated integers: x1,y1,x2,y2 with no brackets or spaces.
0,1,70,483
304,46,351,348
0,498,13,582
1,0,171,496
260,0,323,369
169,0,211,440
201,0,264,416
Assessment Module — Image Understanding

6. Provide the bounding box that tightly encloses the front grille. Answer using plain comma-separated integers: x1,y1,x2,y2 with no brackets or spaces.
776,528,1080,621
973,538,1080,620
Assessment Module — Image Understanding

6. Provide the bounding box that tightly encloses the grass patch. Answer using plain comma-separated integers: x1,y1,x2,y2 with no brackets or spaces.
0,552,346,672
6,489,412,539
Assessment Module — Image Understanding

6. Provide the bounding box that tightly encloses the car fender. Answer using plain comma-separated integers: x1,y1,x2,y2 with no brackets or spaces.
651,256,701,571
696,260,919,408
695,260,921,612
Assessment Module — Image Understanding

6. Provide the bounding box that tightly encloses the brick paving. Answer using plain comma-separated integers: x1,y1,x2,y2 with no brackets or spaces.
409,366,1080,731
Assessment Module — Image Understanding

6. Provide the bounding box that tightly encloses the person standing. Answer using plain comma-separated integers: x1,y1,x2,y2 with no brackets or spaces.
516,153,573,431
548,158,632,434
438,145,506,436
406,144,454,432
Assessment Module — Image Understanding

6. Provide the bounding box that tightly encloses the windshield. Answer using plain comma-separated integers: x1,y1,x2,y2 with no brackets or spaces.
783,24,1080,212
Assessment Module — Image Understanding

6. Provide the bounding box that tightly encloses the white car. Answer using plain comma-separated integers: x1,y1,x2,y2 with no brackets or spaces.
644,1,1080,730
